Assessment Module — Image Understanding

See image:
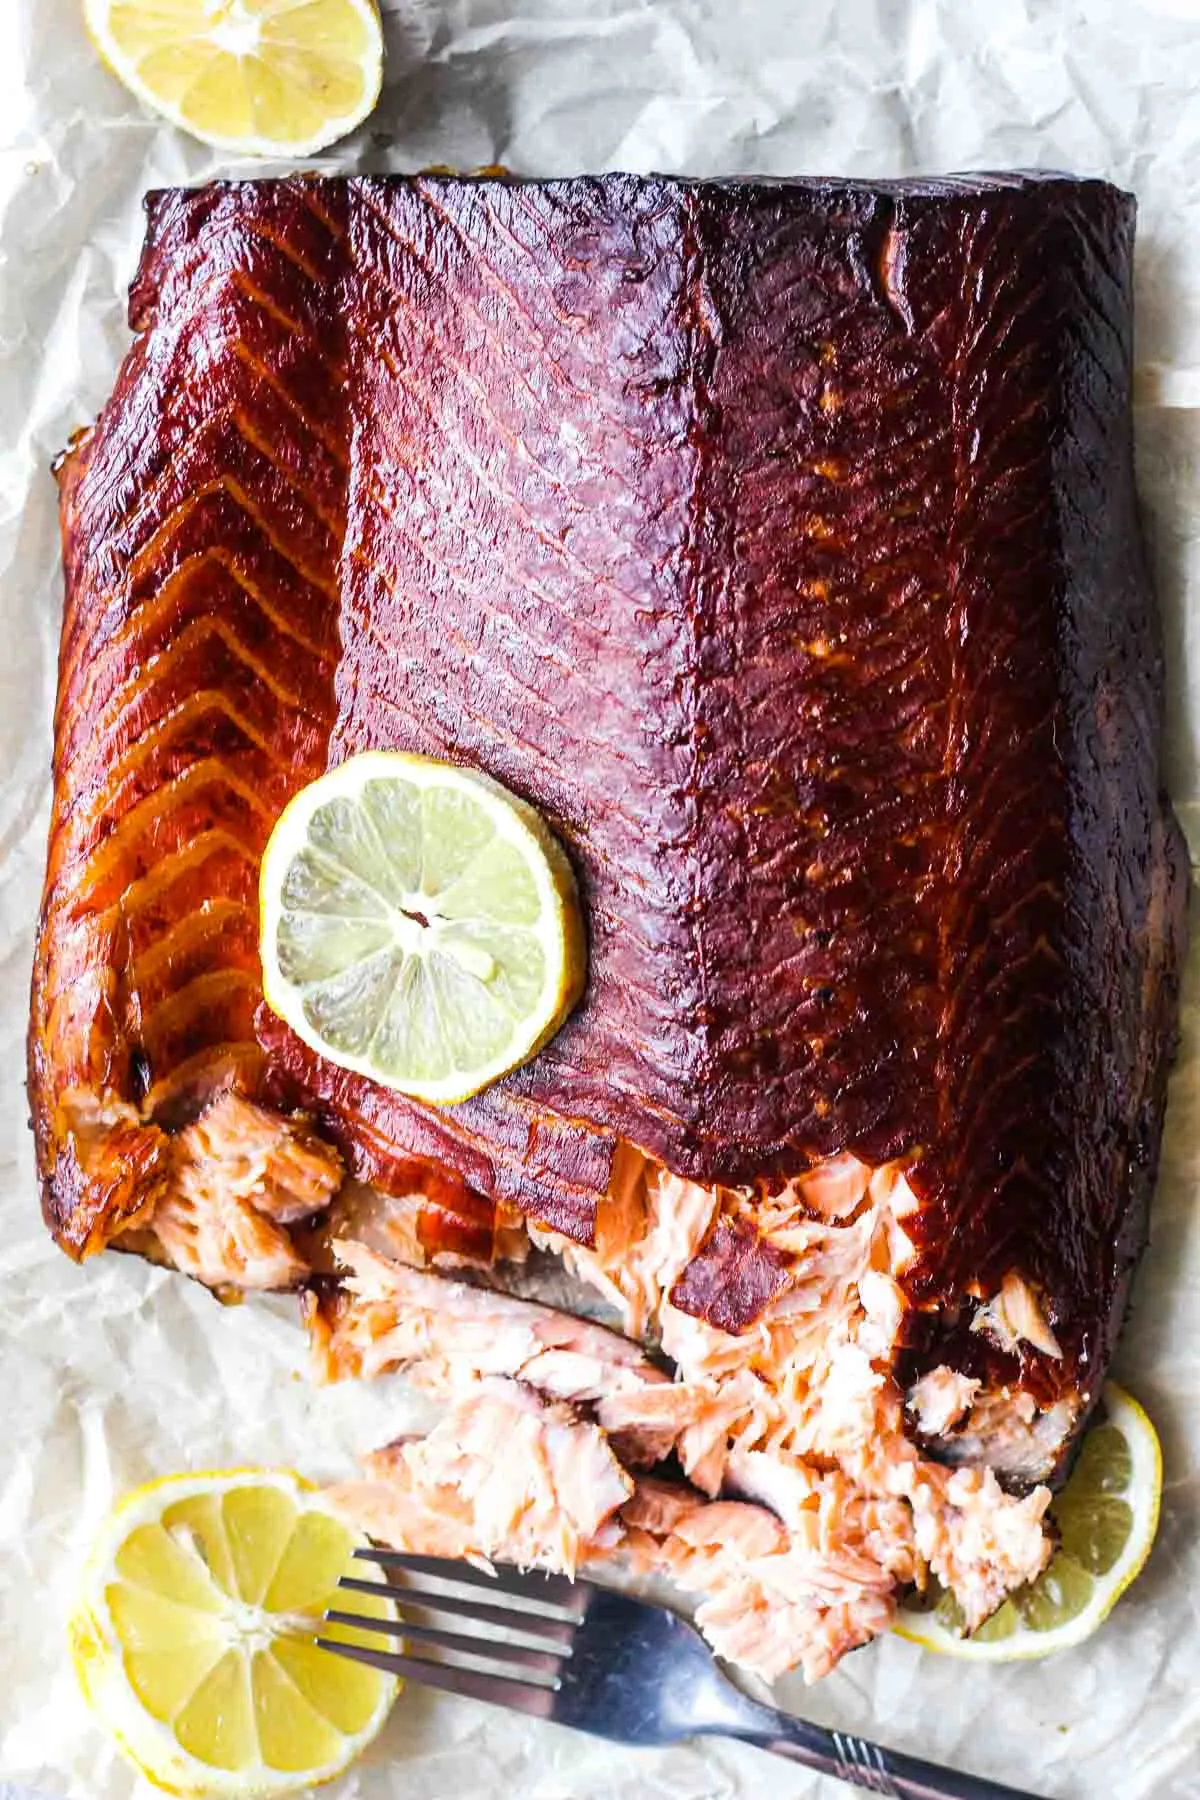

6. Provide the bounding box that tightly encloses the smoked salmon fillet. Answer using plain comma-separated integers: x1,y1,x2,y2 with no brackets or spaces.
31,172,1186,1677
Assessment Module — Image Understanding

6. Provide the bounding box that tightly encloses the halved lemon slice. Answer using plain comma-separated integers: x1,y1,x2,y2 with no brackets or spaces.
82,0,384,156
895,1382,1161,1662
70,1468,397,1798
260,752,587,1105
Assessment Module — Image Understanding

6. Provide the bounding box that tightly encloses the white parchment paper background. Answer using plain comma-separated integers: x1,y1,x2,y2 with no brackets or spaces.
1,1,1198,1796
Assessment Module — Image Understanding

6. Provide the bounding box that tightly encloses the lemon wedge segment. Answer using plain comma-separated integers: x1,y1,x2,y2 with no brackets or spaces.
260,752,587,1105
82,0,384,156
894,1382,1161,1662
69,1468,397,1797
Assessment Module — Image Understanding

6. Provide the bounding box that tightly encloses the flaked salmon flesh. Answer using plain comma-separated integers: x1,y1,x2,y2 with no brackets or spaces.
127,1091,341,1291
322,1150,1055,1681
326,1379,632,1577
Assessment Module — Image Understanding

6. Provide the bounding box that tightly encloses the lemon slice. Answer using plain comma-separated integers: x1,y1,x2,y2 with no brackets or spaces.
69,1468,397,1797
260,751,587,1105
82,0,384,156
895,1382,1161,1662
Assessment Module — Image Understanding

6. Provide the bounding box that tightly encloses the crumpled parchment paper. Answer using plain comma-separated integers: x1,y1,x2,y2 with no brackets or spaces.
1,2,1198,1796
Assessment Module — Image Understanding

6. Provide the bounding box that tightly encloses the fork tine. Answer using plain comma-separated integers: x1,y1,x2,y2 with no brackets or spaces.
324,1608,566,1678
337,1574,577,1645
354,1549,582,1613
317,1636,558,1719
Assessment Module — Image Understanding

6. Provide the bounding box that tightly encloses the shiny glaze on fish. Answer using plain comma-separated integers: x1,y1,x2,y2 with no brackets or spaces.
31,174,1186,1449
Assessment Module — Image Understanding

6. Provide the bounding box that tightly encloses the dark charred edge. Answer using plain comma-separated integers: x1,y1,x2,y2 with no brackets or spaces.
31,178,352,1261
896,185,1189,1475
140,169,1133,212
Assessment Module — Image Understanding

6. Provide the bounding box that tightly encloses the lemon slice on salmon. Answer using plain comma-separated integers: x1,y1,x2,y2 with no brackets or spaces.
69,1468,397,1797
260,752,587,1105
82,0,384,156
895,1383,1161,1662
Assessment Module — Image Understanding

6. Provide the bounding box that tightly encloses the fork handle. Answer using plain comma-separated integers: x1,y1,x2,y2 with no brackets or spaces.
718,1701,1046,1799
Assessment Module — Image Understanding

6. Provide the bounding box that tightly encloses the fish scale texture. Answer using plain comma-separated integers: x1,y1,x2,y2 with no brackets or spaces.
31,173,1186,1412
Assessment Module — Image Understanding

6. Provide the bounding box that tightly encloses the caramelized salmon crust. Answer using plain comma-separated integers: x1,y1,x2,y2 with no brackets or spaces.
32,172,1187,1681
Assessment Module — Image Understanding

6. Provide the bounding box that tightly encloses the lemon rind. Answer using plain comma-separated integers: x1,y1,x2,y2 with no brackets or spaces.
893,1383,1161,1663
81,0,384,158
259,751,587,1105
69,1468,397,1798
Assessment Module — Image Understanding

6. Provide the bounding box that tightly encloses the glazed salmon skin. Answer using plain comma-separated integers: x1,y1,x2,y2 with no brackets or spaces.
31,173,1186,1676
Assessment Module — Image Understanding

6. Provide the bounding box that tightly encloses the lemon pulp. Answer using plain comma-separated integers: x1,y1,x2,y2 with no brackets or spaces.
260,752,587,1105
70,1468,397,1797
83,0,384,155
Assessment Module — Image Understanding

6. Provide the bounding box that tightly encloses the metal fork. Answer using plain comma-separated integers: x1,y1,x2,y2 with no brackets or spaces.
318,1551,1047,1799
